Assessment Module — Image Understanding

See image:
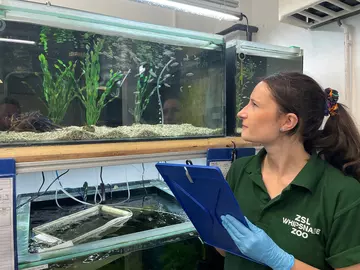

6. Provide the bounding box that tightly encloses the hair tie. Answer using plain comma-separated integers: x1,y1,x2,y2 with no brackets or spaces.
324,88,339,117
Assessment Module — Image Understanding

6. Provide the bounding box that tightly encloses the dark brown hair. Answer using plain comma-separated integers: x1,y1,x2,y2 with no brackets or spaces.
263,72,360,181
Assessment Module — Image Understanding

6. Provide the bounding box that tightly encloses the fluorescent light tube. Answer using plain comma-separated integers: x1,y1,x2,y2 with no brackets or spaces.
135,0,240,21
0,37,36,45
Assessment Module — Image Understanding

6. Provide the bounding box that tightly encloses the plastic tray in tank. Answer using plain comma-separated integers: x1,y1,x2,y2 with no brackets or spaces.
32,205,133,252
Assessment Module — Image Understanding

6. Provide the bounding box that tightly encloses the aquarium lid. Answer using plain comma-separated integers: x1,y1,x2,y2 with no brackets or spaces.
155,162,262,264
226,40,303,59
0,0,224,50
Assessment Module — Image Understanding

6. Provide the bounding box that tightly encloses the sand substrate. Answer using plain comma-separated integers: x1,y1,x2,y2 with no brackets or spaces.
0,124,223,143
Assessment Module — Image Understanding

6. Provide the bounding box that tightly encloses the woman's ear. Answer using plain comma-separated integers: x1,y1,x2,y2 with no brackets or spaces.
280,113,298,132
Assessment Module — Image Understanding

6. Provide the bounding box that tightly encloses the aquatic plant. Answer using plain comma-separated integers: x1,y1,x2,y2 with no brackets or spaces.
132,68,156,124
9,111,60,132
39,26,50,54
132,61,175,124
40,26,84,51
33,27,81,125
33,53,78,125
103,38,180,124
156,58,175,124
79,38,125,126
160,240,201,270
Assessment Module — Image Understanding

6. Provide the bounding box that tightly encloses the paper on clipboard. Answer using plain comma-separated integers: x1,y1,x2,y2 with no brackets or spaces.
0,177,15,270
209,161,232,177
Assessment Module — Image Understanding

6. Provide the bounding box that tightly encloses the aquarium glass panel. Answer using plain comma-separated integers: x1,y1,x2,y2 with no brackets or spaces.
0,0,225,146
29,237,204,270
16,179,201,268
234,41,303,134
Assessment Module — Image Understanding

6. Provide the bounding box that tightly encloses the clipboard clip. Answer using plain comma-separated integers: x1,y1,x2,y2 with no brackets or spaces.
184,160,194,183
184,167,194,183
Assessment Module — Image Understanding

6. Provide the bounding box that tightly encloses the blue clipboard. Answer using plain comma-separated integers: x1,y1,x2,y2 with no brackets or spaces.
155,162,260,263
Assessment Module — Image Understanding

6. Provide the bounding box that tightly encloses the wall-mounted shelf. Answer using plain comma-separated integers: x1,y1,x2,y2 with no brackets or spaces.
279,0,360,29
0,137,257,173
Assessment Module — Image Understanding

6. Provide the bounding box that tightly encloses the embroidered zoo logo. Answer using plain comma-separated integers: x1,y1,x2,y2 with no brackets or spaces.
282,214,321,239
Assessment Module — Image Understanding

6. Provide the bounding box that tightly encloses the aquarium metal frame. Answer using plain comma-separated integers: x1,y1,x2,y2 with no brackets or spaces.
0,137,256,168
15,150,207,174
0,134,225,148
0,0,224,49
231,40,304,60
225,45,237,137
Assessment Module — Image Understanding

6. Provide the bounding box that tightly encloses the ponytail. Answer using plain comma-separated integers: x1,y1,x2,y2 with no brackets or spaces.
315,103,360,181
263,72,360,181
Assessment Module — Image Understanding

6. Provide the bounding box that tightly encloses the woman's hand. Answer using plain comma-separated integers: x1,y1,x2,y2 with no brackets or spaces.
221,215,295,270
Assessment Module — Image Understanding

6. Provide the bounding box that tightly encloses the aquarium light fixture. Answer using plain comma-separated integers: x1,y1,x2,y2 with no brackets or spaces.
135,0,241,21
0,37,36,45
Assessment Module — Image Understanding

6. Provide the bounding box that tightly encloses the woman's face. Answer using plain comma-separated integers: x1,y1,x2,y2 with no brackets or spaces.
164,99,181,124
237,81,287,144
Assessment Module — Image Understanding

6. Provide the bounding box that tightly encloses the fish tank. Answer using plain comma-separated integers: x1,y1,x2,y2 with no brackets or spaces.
0,0,226,147
225,40,303,135
16,177,205,270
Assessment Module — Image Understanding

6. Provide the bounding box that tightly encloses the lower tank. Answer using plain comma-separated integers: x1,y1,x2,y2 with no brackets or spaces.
17,180,225,270
45,238,203,270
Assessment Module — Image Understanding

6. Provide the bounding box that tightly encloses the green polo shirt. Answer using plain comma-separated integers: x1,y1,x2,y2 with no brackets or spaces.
224,148,360,270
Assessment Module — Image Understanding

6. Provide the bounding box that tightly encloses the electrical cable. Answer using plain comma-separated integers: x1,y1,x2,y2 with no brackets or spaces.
16,170,70,209
99,166,106,202
55,170,103,206
141,163,148,207
105,166,130,206
239,12,250,41
57,183,97,206
94,184,103,204
38,172,45,194
100,166,105,185
55,187,63,209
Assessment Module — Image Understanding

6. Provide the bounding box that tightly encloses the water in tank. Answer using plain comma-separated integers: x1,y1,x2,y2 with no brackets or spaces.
16,178,205,269
0,0,226,146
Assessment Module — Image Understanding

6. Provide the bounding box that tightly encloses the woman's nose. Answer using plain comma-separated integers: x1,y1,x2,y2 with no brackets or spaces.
237,106,247,120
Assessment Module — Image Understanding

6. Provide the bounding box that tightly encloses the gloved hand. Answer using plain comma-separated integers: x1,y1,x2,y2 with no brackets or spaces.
221,215,295,270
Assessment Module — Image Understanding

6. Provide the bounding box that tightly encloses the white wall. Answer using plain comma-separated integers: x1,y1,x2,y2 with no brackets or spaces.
16,158,206,195
248,0,360,122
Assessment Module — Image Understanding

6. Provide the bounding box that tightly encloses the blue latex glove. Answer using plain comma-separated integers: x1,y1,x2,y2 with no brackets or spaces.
221,215,295,270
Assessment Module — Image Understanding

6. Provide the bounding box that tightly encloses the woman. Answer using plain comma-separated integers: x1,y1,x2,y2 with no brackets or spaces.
219,72,360,269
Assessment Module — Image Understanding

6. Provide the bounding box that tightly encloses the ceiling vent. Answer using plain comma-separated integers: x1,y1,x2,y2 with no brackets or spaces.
279,0,360,29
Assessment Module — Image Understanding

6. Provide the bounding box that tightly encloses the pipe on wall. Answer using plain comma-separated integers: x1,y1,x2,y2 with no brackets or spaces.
338,20,353,112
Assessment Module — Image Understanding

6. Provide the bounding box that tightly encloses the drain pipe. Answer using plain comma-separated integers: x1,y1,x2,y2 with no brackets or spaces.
338,20,352,111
